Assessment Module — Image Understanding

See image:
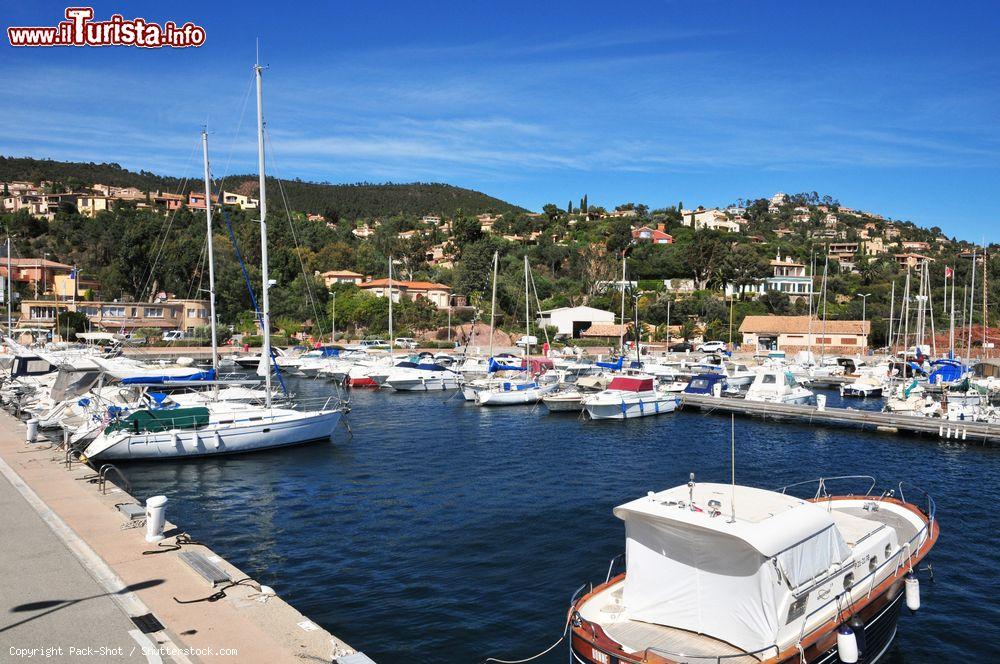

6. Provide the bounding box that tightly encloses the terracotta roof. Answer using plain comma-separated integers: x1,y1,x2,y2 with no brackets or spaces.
581,323,628,337
360,279,450,291
738,315,870,335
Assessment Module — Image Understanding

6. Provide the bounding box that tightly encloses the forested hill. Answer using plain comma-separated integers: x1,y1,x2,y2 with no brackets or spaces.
0,156,528,218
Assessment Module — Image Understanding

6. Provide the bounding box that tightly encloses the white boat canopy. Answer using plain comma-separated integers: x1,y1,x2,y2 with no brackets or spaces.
614,483,851,653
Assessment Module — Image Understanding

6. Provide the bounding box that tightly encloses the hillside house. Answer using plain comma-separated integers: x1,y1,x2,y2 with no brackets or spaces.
536,306,616,338
631,225,674,244
359,279,451,309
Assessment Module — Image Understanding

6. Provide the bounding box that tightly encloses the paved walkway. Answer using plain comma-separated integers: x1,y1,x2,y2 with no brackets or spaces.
0,414,358,664
0,464,153,663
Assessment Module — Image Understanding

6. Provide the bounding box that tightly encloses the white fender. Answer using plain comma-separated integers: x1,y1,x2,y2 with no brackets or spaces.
836,625,859,663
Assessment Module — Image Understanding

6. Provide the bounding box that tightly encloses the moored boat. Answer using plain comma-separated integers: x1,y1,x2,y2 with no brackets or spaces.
568,475,938,664
582,375,679,420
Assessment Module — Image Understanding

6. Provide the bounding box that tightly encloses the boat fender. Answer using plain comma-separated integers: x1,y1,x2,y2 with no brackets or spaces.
905,572,920,611
848,615,866,660
836,624,859,663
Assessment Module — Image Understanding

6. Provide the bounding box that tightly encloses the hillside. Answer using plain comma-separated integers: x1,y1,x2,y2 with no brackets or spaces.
0,156,528,219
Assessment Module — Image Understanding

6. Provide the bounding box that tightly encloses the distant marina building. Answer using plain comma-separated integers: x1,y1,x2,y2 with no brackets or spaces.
20,297,211,335
536,305,615,338
738,315,870,353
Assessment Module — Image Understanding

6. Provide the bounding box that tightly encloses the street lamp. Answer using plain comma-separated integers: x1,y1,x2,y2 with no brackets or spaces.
856,292,871,351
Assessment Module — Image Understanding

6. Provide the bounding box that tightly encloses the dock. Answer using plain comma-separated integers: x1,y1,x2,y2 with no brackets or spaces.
678,393,999,446
0,411,371,663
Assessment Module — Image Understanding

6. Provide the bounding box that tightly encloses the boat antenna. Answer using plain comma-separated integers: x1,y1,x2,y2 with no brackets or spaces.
729,413,737,523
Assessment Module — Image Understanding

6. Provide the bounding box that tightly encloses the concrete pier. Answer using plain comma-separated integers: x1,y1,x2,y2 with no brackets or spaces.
0,412,365,663
679,393,998,445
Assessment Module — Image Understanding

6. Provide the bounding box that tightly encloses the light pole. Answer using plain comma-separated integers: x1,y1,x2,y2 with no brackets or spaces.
42,252,49,297
857,292,871,351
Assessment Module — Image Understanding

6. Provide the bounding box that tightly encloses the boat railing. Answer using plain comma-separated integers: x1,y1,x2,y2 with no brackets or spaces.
791,483,936,646
605,553,625,584
645,643,780,663
776,475,877,499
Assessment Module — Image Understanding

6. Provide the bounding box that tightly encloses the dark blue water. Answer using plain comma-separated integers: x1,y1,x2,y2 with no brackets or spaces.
121,378,999,663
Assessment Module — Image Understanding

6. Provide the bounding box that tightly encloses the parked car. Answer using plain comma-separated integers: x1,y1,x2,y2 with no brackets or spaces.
162,330,186,342
697,340,727,353
668,342,694,352
515,335,539,348
394,337,417,349
359,339,390,350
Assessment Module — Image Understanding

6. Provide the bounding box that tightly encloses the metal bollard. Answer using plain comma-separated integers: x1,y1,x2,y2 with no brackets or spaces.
25,418,38,443
144,495,168,543
816,394,826,412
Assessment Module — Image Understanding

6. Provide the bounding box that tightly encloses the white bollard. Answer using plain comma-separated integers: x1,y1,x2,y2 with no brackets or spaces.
145,495,168,543
816,394,827,411
712,383,722,398
25,419,39,443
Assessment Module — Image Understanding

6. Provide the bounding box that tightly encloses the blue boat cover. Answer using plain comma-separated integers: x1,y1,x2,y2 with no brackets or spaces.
928,359,965,384
596,357,624,370
120,369,216,385
489,358,526,373
683,373,727,395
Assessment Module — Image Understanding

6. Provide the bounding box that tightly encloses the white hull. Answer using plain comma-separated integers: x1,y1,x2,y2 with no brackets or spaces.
385,375,460,391
475,383,556,406
543,394,584,412
584,394,679,419
83,409,341,461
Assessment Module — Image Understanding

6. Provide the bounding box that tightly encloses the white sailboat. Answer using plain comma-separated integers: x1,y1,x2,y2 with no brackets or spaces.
83,63,341,462
474,256,557,406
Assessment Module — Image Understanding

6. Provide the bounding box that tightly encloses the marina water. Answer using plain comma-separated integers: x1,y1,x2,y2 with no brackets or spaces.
121,374,998,662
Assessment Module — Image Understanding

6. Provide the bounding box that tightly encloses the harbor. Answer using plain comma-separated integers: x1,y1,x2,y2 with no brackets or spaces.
4,2,1000,662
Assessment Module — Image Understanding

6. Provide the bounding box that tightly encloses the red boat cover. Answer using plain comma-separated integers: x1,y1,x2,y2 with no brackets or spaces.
521,357,555,374
608,376,653,392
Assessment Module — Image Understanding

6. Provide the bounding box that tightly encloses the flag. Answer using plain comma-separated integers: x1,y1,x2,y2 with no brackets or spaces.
945,266,953,278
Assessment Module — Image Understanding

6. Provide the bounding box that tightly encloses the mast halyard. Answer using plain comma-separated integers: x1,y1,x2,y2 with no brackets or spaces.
254,58,272,407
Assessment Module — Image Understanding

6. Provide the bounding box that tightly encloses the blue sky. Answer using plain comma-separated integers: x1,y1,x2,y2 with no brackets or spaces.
2,1,998,240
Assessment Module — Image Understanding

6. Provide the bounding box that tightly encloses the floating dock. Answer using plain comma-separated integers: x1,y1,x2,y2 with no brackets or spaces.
679,393,999,446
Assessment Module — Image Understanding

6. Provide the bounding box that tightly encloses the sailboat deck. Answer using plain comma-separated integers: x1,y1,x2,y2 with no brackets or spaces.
579,584,762,663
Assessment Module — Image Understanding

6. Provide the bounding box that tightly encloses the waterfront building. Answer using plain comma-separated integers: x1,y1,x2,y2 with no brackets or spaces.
738,315,870,353
536,305,616,338
20,297,211,334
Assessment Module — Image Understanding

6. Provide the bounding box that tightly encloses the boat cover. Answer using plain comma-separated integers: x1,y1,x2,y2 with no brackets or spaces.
928,359,965,385
615,483,850,652
683,373,727,395
394,361,448,372
105,406,210,433
596,357,624,370
120,369,216,385
521,357,555,373
608,376,653,392
488,358,526,373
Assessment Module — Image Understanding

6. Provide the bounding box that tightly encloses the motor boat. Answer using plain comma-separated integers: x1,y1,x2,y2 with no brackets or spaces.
840,375,885,398
582,375,679,420
745,369,814,405
383,361,461,391
568,474,938,664
542,388,585,413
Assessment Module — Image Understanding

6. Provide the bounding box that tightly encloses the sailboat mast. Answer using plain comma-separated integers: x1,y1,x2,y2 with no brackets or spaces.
902,268,911,356
886,281,896,355
489,251,497,358
967,248,976,353
201,130,220,388
5,236,11,333
619,254,626,351
255,60,272,406
949,266,956,356
524,254,531,357
388,256,394,359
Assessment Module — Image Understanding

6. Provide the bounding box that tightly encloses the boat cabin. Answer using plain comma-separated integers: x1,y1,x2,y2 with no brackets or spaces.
683,372,727,395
